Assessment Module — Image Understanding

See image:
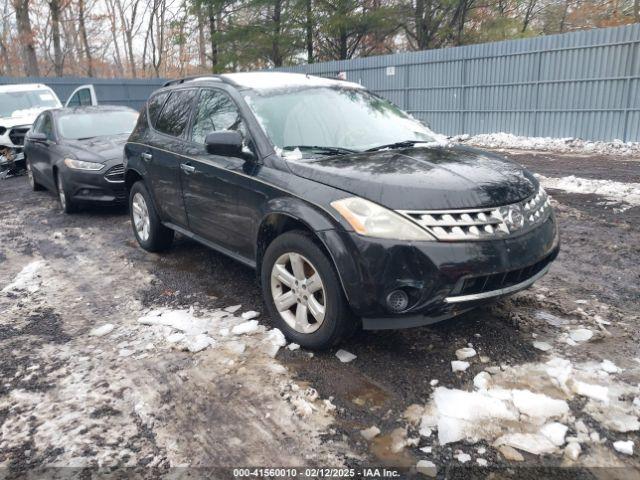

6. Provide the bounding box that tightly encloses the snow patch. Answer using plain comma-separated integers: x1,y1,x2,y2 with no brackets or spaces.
2,260,45,294
454,132,640,157
89,324,115,337
232,320,260,335
451,361,470,372
455,347,477,360
335,349,357,363
494,433,557,455
613,440,634,455
538,174,640,208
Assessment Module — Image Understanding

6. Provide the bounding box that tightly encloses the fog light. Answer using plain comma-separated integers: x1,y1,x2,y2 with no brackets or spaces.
386,289,409,313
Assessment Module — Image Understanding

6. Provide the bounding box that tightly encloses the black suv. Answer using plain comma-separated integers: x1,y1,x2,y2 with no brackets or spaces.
125,72,559,349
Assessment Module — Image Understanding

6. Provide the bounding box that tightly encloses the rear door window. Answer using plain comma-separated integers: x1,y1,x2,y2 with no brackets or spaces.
154,90,196,138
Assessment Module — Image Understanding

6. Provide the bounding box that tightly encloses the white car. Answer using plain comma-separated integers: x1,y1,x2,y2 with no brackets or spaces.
0,83,97,173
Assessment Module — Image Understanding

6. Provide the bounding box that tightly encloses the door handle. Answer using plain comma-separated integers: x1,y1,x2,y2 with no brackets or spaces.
141,152,153,162
181,163,196,174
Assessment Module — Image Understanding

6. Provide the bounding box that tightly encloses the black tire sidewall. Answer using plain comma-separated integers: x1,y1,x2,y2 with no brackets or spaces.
261,231,349,349
26,159,42,191
129,181,173,252
56,172,76,213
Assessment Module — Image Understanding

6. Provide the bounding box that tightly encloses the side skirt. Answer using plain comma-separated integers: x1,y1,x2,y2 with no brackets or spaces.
164,222,257,270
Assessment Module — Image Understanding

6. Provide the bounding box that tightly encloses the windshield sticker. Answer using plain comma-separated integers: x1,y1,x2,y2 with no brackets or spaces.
39,93,55,101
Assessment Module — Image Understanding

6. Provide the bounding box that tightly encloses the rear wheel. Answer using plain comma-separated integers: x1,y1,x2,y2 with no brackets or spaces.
26,159,44,191
129,180,174,252
56,172,77,213
261,231,355,350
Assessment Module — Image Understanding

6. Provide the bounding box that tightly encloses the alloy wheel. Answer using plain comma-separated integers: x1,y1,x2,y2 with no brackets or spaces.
132,192,150,242
27,162,34,188
270,252,326,334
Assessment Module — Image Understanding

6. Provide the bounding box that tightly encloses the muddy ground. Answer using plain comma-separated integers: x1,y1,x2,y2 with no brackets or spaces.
0,150,639,479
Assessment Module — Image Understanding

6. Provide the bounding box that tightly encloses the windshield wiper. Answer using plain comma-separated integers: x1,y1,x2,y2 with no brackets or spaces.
365,140,431,152
282,145,358,156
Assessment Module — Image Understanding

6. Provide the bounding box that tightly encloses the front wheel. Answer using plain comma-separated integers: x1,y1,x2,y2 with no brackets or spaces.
26,159,44,191
261,231,355,350
56,172,77,213
129,181,174,252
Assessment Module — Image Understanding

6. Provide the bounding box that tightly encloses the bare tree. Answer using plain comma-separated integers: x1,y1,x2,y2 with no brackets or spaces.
116,0,142,77
77,0,93,76
105,0,124,75
196,2,207,69
0,0,12,75
12,0,40,75
48,0,64,75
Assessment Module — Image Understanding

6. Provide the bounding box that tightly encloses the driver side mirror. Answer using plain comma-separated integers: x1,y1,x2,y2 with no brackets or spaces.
28,132,48,142
205,131,243,158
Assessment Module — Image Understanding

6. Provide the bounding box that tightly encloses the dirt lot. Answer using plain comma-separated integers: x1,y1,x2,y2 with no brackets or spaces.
1,150,639,479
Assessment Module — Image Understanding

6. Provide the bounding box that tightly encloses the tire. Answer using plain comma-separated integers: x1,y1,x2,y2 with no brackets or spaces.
129,180,174,252
55,171,77,213
26,158,44,191
261,230,355,350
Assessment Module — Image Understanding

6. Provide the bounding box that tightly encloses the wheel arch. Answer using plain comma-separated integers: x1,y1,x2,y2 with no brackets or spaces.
255,198,356,306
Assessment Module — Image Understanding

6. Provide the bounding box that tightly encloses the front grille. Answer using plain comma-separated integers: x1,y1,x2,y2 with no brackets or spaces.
104,164,125,183
456,252,556,297
9,127,30,146
398,186,550,241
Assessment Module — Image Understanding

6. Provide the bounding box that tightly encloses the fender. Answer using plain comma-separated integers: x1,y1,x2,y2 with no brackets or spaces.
256,196,362,305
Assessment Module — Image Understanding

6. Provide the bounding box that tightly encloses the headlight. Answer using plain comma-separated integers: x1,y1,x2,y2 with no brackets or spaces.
331,197,435,241
64,158,104,171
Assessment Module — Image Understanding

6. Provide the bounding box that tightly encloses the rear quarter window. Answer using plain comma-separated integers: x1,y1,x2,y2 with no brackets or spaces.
154,89,197,138
147,92,170,128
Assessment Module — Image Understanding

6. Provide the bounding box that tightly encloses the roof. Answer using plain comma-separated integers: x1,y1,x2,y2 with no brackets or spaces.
53,105,138,116
165,72,364,91
0,83,56,93
220,72,364,91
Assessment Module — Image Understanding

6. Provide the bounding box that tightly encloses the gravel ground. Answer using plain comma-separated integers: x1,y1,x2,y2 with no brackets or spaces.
1,150,639,478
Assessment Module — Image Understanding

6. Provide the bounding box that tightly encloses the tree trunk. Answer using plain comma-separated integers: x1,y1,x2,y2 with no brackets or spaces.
207,2,218,72
305,0,313,63
78,0,93,76
197,4,207,69
521,0,537,33
414,0,427,50
62,6,80,73
49,0,64,75
271,0,282,66
105,0,124,76
12,0,40,76
116,0,138,78
0,0,12,75
635,0,639,22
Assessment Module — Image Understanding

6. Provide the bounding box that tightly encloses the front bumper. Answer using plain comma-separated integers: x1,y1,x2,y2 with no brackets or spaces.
61,160,126,205
318,213,559,329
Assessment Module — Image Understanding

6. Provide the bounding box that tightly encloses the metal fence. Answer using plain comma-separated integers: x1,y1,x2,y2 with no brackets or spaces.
0,76,166,111
277,24,640,142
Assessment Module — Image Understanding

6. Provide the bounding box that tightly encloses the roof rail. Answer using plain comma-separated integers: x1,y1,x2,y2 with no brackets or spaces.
162,75,222,87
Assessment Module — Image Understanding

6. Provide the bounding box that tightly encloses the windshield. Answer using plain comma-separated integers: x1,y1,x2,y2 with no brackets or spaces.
57,111,139,139
0,90,61,118
245,87,438,154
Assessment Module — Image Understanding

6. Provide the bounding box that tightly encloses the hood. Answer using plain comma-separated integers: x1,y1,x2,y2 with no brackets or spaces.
61,134,129,163
285,145,538,210
0,107,50,127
